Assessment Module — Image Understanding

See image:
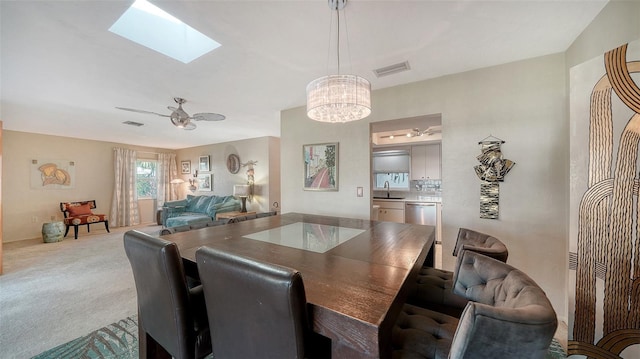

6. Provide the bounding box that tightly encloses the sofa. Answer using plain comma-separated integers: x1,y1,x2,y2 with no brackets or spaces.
162,195,241,228
159,211,279,235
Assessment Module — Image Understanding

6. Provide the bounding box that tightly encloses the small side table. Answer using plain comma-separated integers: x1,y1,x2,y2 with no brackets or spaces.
216,211,256,220
156,208,163,225
42,221,65,243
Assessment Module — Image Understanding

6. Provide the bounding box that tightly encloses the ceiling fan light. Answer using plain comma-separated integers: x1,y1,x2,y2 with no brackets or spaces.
306,74,371,123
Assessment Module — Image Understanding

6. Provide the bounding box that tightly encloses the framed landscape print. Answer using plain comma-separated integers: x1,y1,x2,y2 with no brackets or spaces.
181,160,191,174
198,155,210,171
197,173,212,191
303,143,338,191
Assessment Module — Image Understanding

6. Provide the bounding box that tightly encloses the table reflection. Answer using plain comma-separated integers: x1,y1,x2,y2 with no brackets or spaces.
243,222,365,253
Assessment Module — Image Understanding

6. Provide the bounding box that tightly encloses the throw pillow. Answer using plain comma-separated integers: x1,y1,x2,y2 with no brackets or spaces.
67,203,92,216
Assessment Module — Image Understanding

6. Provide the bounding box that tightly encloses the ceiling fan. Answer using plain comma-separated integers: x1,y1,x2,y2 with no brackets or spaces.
116,97,225,130
410,125,442,137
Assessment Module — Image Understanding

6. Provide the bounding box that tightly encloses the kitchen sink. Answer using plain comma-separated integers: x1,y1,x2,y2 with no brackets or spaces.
373,196,405,200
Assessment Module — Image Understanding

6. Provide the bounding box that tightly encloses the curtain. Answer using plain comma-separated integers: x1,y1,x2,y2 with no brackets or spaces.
110,148,140,227
157,152,178,207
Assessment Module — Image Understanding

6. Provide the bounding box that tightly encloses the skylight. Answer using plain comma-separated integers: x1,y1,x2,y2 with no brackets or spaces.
109,0,220,64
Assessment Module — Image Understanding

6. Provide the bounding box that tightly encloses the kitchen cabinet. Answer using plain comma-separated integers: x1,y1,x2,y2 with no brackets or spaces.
373,200,405,223
411,144,441,180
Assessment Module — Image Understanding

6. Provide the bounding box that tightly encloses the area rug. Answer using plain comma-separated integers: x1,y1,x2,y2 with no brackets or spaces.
32,316,138,359
32,315,567,358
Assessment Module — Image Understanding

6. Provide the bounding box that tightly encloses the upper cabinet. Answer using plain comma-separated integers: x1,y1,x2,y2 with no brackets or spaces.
411,144,441,180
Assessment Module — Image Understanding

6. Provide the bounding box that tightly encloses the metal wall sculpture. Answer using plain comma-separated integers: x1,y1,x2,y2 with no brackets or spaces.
474,137,514,219
569,42,640,357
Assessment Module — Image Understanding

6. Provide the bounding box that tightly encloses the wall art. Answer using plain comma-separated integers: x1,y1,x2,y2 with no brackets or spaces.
569,41,640,357
197,173,212,191
303,143,338,191
181,160,191,174
474,136,515,219
30,159,75,189
198,155,210,172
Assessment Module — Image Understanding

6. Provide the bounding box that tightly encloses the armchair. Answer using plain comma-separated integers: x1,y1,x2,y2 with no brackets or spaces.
60,200,109,239
409,227,509,317
393,250,558,359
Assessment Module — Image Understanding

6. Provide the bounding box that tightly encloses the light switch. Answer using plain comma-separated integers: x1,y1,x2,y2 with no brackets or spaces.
357,187,363,197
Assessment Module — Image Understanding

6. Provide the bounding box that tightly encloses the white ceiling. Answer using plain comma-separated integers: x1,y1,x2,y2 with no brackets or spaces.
0,0,608,150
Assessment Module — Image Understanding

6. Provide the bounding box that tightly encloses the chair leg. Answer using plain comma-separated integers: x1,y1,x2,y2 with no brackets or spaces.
73,225,79,240
87,223,91,233
64,225,70,238
104,220,110,233
139,319,172,359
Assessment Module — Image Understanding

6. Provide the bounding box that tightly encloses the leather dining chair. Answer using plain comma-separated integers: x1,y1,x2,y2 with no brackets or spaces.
123,230,212,359
195,246,330,359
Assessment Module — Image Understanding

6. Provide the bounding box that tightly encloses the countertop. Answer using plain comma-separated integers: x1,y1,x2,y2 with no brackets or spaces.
373,194,442,203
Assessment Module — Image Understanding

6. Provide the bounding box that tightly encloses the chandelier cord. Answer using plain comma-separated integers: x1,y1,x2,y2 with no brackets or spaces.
336,8,340,74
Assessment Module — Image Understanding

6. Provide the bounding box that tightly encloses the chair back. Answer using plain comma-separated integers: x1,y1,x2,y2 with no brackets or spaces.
60,200,97,218
450,250,557,359
123,230,196,359
196,246,308,359
453,227,509,262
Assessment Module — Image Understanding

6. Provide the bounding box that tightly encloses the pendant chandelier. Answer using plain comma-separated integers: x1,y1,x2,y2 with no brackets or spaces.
306,0,371,123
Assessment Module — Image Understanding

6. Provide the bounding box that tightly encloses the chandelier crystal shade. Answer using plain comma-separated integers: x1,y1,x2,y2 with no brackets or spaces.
306,0,371,123
307,74,371,123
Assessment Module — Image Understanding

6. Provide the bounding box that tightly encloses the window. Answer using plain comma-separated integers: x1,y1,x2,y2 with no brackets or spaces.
374,172,410,190
136,160,157,199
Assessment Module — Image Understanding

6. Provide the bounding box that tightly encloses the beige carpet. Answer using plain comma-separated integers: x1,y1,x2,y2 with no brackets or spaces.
0,224,161,359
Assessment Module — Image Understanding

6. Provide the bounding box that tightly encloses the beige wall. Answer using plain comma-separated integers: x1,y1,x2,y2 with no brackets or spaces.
2,131,278,242
282,53,568,319
281,1,640,325
175,136,280,214
1,130,170,242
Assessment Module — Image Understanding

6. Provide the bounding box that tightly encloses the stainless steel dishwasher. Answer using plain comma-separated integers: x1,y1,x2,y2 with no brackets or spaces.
405,202,437,226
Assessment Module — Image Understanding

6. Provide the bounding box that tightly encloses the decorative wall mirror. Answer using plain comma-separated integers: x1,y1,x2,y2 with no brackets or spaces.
227,154,240,174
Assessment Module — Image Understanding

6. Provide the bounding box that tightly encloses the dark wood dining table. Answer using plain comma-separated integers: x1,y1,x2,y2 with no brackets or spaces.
163,212,434,358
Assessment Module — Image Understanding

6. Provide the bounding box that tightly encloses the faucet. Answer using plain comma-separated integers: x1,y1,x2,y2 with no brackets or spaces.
383,181,390,198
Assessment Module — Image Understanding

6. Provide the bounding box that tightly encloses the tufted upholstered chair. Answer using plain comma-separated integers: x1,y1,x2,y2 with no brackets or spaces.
452,227,509,261
409,228,509,317
124,230,212,359
196,246,330,359
393,250,558,359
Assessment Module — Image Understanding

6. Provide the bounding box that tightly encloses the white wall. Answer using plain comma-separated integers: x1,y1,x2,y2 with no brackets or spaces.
175,136,280,214
282,54,568,319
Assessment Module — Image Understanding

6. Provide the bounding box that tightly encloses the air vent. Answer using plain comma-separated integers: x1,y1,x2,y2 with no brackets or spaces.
123,121,144,127
373,61,410,77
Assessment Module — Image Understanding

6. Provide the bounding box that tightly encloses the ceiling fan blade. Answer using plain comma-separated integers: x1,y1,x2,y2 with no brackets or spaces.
192,112,226,121
116,107,170,117
168,106,178,111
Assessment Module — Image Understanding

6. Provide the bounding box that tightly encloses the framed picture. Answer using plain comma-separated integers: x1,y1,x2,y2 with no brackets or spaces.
199,155,210,171
181,160,191,174
197,173,213,191
303,143,338,191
